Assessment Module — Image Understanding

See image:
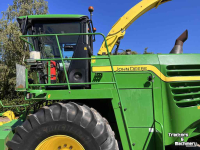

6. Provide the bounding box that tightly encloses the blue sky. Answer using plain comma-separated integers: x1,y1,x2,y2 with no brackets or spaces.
1,0,200,55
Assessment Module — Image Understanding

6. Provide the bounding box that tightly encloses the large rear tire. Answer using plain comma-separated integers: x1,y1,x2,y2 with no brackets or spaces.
7,102,119,150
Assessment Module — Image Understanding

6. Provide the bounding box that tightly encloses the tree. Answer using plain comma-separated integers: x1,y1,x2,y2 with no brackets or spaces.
0,42,3,63
0,0,48,102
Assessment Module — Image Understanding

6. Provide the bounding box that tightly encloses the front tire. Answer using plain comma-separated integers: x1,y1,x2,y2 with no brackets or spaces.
7,102,119,150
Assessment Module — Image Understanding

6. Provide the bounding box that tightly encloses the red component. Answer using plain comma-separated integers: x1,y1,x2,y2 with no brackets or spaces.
47,60,57,83
88,6,94,12
93,27,97,32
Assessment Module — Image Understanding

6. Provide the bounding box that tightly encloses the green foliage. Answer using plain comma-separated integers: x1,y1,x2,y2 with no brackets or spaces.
118,51,138,55
0,0,48,113
43,45,54,58
117,47,154,55
143,47,153,54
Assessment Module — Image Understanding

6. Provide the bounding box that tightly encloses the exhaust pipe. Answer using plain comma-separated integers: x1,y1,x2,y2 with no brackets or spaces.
170,30,188,54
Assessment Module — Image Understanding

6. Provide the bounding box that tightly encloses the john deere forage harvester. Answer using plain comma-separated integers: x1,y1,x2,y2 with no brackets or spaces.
0,0,199,150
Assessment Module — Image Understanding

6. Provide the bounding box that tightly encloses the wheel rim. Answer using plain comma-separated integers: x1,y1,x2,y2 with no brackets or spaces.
35,135,85,150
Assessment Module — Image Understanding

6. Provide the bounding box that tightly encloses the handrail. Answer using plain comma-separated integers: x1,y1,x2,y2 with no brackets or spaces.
155,120,165,150
20,33,115,89
20,32,107,40
34,57,110,61
0,100,30,108
20,32,133,149
0,100,30,113
28,82,116,87
55,35,71,90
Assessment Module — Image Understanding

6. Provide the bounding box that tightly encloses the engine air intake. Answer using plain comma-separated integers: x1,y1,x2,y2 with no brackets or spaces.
167,65,200,107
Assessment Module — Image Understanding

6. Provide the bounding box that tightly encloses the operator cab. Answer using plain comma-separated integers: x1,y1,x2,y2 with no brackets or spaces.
17,14,95,89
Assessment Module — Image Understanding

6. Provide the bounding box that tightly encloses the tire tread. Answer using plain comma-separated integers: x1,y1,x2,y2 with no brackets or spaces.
7,102,119,150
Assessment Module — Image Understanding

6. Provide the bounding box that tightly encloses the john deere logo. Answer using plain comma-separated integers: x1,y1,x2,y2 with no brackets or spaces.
48,94,51,99
197,106,200,109
116,67,147,72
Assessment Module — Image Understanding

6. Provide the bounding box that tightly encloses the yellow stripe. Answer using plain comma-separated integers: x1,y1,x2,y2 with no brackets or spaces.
92,65,200,82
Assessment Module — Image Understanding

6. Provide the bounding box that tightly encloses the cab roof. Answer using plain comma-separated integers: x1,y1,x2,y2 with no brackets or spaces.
18,14,88,20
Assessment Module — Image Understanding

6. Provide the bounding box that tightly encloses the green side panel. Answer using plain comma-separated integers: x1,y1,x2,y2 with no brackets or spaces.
119,89,153,127
90,55,160,149
91,72,114,89
158,54,200,145
129,128,155,150
0,120,23,150
45,89,114,100
92,54,160,67
18,14,87,19
116,73,152,89
158,54,200,65
91,54,160,90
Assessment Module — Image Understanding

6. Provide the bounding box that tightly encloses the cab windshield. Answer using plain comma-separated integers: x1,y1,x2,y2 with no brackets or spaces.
28,22,81,59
